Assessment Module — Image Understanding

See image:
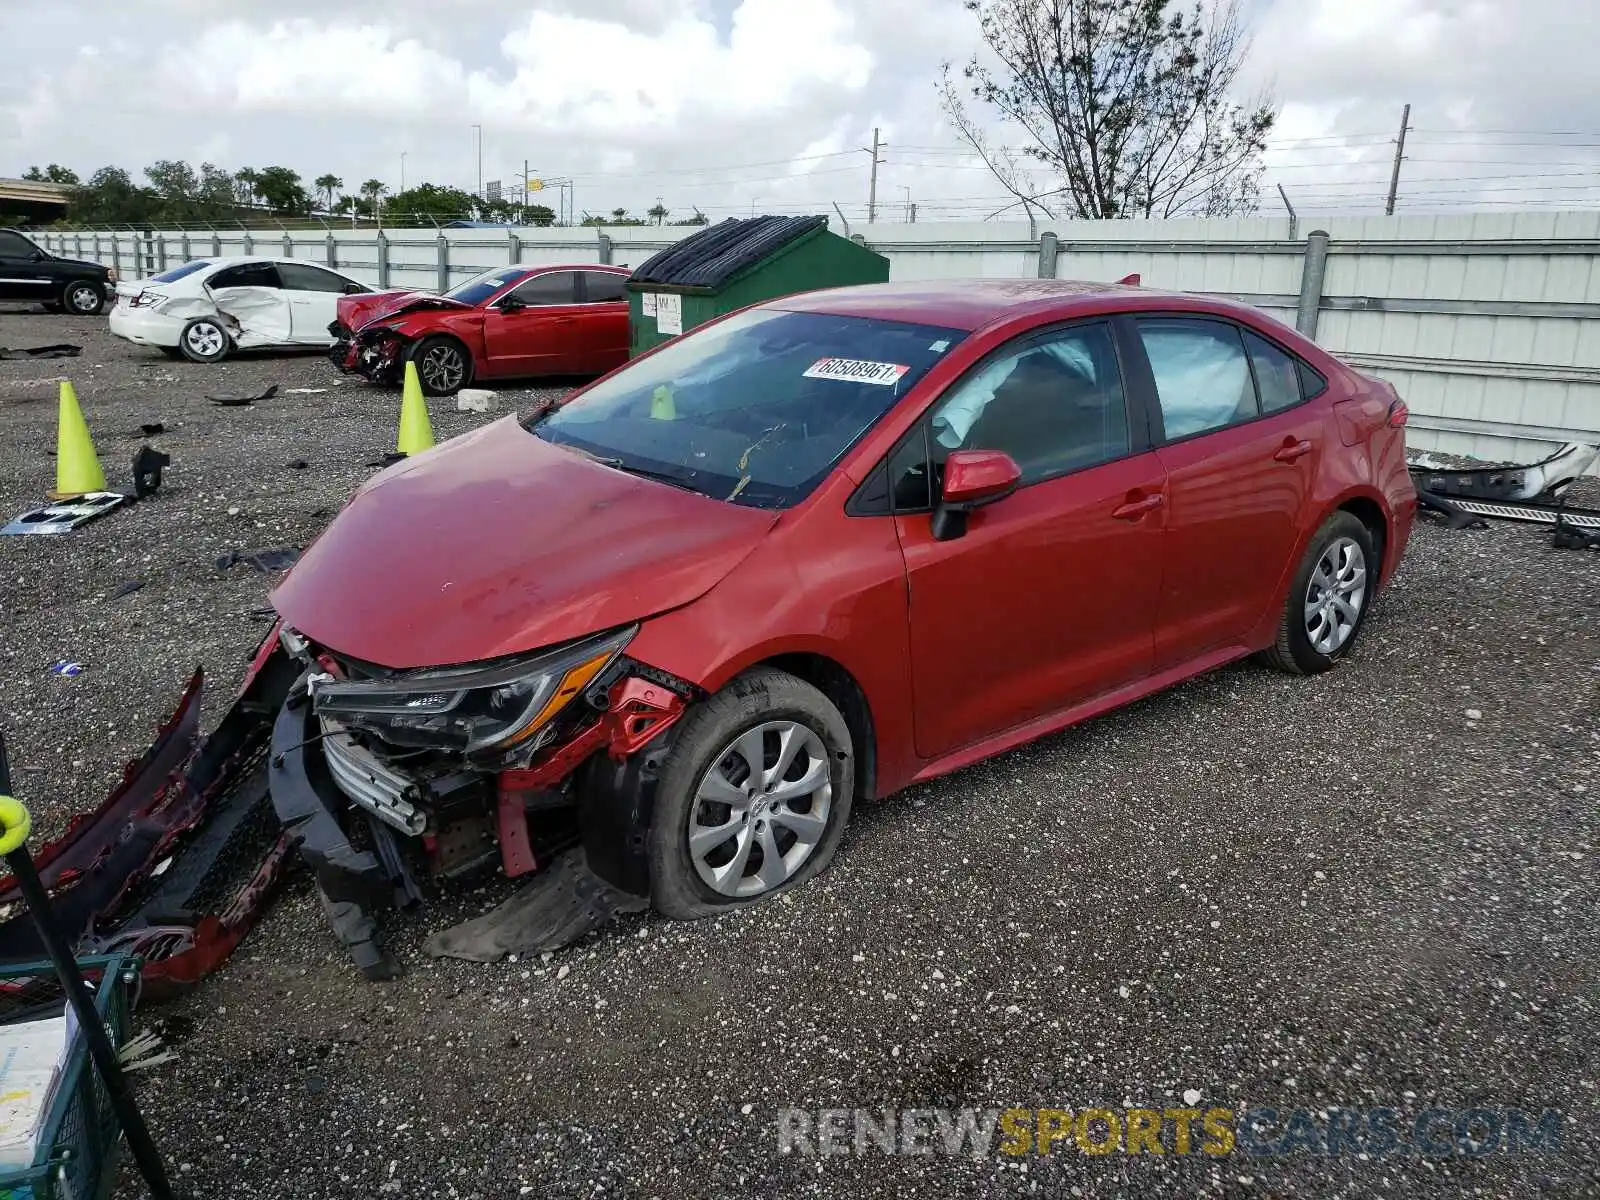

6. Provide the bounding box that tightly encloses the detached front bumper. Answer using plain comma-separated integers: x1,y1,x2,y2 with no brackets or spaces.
328,321,405,384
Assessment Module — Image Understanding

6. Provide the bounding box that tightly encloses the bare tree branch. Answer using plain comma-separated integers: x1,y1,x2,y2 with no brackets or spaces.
946,0,1276,220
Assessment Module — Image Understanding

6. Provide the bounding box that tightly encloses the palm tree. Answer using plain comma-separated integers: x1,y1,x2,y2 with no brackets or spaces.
360,178,387,219
647,202,669,226
610,208,628,221
314,174,343,215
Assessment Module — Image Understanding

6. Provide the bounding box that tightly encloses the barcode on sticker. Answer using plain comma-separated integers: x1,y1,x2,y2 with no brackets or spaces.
803,358,910,386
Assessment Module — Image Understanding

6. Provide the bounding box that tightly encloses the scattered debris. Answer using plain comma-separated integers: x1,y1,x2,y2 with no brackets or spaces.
111,581,146,601
285,459,309,470
456,389,498,413
0,344,82,360
131,445,171,499
215,547,300,573
1,492,127,536
139,422,165,437
207,384,278,408
1410,442,1600,541
1552,508,1600,550
49,662,86,678
284,387,329,395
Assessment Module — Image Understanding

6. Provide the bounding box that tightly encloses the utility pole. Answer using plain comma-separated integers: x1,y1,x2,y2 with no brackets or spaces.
865,127,884,224
400,152,407,194
1385,103,1412,216
473,124,483,199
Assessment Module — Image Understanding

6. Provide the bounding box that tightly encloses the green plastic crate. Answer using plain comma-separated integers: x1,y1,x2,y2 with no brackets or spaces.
0,956,138,1200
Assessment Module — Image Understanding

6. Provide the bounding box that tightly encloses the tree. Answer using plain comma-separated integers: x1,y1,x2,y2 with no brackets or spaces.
672,208,710,226
66,166,156,224
523,203,556,227
234,167,261,208
647,202,669,226
23,164,79,185
939,0,1276,219
384,182,479,224
254,166,311,216
314,174,343,214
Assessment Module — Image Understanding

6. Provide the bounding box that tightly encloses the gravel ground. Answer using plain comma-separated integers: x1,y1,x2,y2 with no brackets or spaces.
1,308,1595,1199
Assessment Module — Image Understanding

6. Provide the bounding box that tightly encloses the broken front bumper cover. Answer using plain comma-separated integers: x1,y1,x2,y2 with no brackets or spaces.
328,321,406,385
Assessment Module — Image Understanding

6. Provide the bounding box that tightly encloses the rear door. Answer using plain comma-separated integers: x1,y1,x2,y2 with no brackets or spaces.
276,262,360,343
206,261,292,345
887,321,1168,759
480,270,579,377
572,270,632,375
0,230,52,303
1127,316,1328,668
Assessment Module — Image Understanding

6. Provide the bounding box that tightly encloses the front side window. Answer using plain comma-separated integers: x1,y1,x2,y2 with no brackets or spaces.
209,262,280,289
921,323,1129,489
1137,318,1257,439
532,308,966,510
446,267,533,306
278,262,359,293
507,272,576,306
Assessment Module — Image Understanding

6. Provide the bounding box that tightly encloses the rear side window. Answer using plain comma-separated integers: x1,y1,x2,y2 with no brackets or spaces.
151,260,211,283
278,262,359,293
209,262,280,289
1137,318,1256,440
581,272,627,303
1242,330,1303,414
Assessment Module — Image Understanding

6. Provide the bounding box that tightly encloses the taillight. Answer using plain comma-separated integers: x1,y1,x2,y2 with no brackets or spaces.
130,291,161,309
1387,399,1408,428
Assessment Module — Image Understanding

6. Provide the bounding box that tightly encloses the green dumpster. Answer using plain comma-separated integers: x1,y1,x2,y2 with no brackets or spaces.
626,215,889,357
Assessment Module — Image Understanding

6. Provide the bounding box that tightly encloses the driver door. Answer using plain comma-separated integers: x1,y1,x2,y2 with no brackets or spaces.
480,270,580,378
890,322,1168,759
276,261,362,343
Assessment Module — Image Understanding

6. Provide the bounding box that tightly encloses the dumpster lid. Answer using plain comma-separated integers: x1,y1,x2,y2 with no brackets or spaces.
628,215,829,289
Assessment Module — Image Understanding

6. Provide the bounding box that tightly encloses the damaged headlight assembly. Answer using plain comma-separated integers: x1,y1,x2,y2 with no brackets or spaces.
306,626,636,760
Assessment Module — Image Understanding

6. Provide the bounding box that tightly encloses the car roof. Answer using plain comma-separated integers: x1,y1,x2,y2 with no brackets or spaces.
766,278,1269,333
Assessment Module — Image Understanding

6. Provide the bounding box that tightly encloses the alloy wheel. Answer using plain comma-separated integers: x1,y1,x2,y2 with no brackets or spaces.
185,322,225,358
419,345,465,392
688,720,833,899
67,283,100,313
1304,536,1367,655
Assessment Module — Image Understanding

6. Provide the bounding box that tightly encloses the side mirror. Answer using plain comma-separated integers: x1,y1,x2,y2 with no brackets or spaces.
30,249,48,262
342,282,364,295
499,296,524,313
931,449,1021,541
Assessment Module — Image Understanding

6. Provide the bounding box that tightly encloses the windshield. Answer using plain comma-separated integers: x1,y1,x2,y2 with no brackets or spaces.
445,267,532,306
531,308,966,509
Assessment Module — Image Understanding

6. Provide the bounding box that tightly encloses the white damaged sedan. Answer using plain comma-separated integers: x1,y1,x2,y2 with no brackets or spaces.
109,257,389,363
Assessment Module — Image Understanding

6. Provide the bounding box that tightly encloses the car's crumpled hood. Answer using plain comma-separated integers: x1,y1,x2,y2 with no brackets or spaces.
271,417,778,669
343,290,467,332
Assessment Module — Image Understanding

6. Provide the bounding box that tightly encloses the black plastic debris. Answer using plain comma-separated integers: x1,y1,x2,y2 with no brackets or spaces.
285,459,309,470
139,423,165,437
207,384,278,408
1,493,127,536
628,215,828,289
131,445,171,499
216,547,300,573
112,580,146,600
0,344,82,360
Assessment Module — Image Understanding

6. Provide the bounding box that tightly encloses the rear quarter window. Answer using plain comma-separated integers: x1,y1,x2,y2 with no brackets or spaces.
151,260,212,284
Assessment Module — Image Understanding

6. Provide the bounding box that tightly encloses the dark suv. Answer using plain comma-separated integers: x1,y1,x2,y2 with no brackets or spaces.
0,228,115,315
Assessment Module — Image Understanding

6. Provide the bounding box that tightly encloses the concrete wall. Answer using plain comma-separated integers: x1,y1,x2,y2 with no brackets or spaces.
42,212,1600,464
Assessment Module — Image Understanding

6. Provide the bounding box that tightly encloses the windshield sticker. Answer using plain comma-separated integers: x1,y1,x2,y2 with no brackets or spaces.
803,358,911,386
929,339,951,352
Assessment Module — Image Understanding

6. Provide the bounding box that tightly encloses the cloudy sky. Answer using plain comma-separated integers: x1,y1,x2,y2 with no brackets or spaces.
3,0,1597,223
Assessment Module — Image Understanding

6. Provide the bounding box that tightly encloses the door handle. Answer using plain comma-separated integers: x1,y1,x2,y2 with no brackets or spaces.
1111,491,1164,520
1274,438,1313,463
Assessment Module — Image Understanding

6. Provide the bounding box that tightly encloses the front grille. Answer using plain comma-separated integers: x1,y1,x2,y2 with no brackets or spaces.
321,721,426,835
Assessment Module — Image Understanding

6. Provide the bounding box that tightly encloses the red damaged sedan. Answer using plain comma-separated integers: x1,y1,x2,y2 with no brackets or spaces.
329,263,631,395
257,278,1416,977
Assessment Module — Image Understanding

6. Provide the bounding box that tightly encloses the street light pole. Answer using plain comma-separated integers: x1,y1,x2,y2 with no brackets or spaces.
400,152,407,195
473,125,483,199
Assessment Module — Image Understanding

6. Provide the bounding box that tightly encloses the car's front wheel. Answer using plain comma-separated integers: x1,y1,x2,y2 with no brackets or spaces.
409,335,471,396
1261,511,1377,675
648,668,855,919
61,280,105,316
178,317,232,363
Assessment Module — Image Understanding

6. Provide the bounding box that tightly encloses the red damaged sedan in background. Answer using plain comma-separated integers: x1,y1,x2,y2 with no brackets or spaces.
329,263,631,396
255,278,1415,977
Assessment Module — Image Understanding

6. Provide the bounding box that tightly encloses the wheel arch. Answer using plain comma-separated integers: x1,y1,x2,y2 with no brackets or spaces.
1336,494,1389,584
754,652,878,802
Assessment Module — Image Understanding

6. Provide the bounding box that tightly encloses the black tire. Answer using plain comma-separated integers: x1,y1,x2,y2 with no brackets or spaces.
60,280,105,316
408,335,471,396
178,317,232,363
1260,511,1377,675
648,668,855,920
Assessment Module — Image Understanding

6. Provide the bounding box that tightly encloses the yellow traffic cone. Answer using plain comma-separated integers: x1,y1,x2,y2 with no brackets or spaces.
396,361,436,456
50,381,108,500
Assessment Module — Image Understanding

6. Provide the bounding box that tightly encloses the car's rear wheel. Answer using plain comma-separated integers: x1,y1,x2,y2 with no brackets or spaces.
178,317,232,363
1261,511,1376,675
409,336,471,396
61,280,105,316
648,668,855,919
